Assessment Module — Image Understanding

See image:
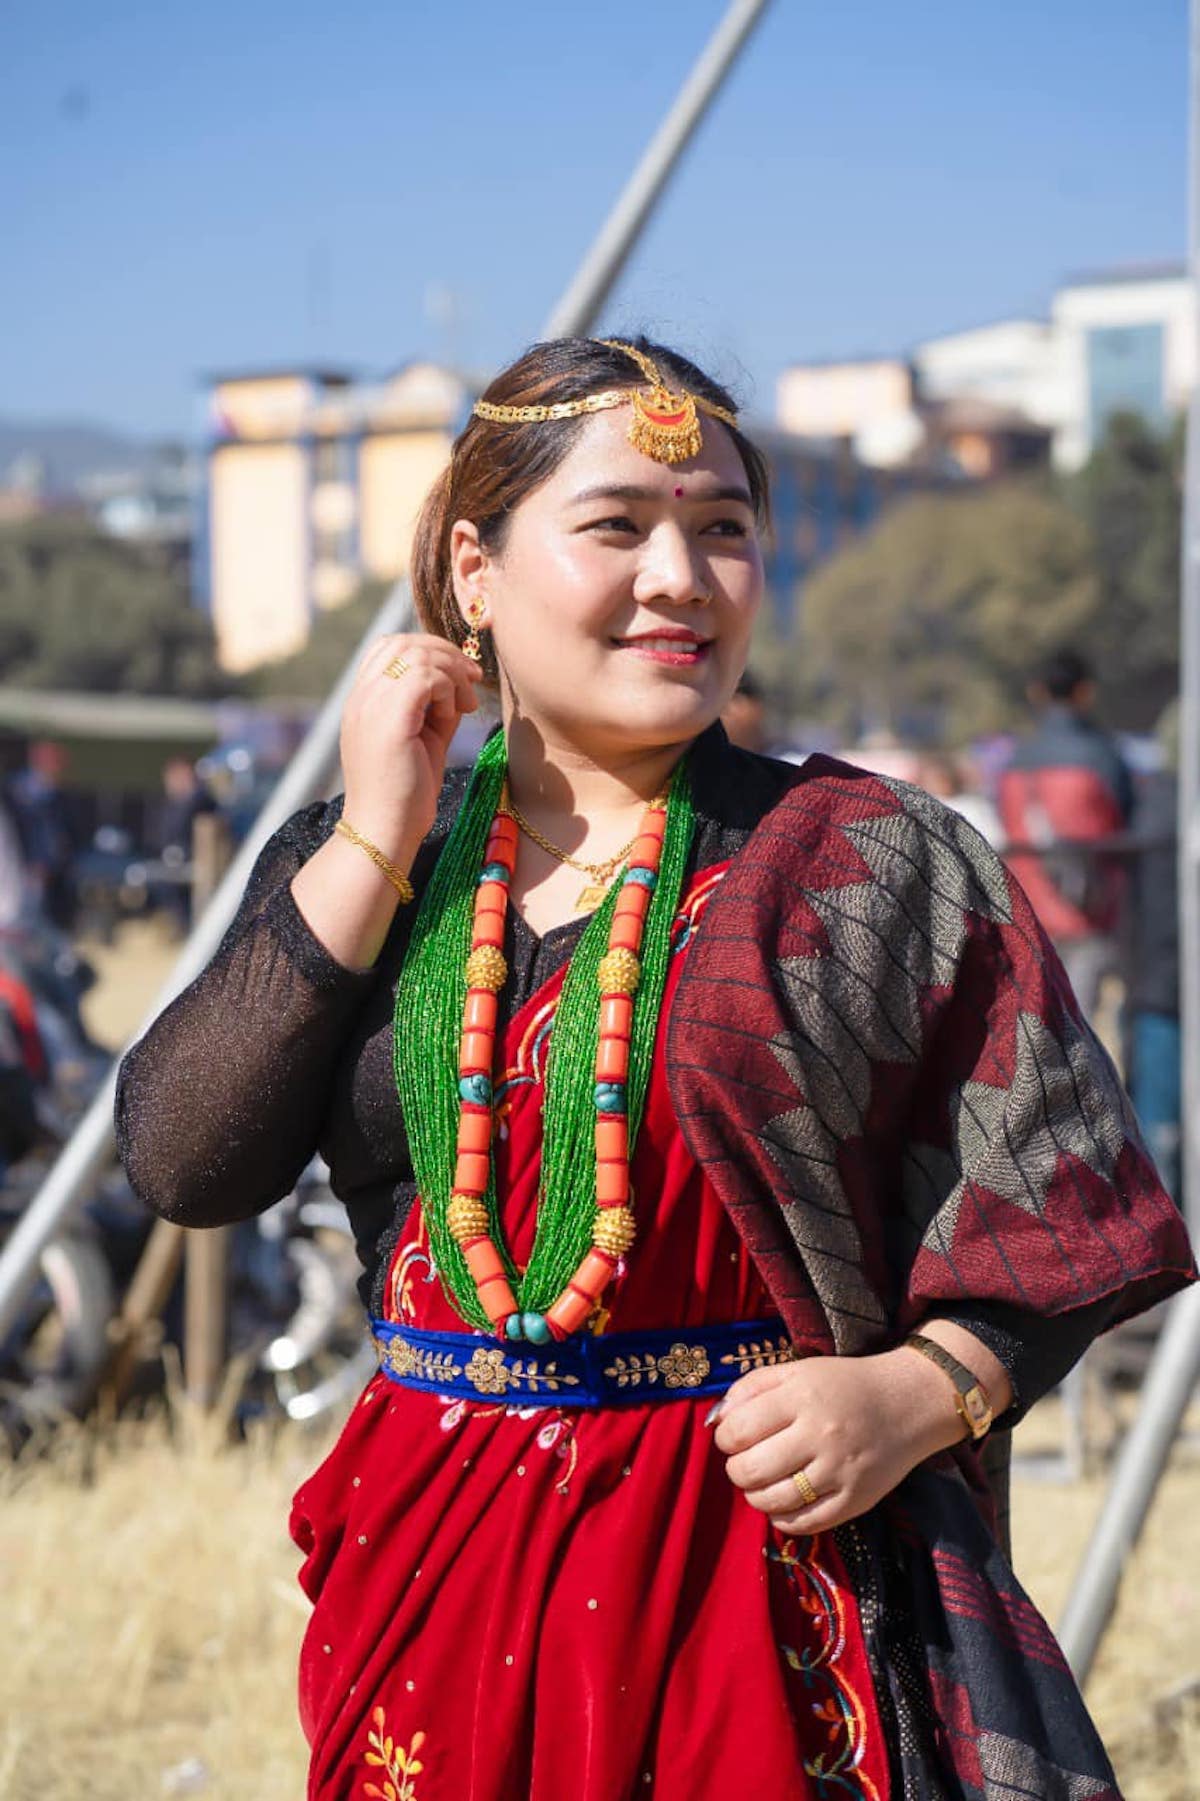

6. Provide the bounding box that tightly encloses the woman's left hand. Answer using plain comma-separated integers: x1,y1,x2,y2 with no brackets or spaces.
710,1349,966,1535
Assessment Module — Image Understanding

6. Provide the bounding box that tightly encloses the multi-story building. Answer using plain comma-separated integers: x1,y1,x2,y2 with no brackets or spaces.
199,361,468,673
777,264,1193,476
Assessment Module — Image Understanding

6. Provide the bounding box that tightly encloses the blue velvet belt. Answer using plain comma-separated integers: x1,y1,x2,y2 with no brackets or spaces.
370,1315,794,1409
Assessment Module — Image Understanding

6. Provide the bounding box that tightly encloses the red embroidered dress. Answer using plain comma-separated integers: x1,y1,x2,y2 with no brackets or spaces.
290,870,892,1801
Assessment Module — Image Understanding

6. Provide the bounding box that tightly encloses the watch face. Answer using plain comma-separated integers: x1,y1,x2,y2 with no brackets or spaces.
962,1387,992,1434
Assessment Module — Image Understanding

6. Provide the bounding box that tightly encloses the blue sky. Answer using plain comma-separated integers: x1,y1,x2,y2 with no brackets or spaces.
1,0,1187,437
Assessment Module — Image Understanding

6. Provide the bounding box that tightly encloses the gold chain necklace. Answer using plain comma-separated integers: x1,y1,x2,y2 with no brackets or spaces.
502,785,643,909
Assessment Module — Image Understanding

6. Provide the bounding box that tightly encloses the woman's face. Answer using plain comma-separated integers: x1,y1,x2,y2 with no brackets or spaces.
453,406,763,763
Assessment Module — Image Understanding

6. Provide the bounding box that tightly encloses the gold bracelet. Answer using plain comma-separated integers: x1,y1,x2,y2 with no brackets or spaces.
334,818,415,904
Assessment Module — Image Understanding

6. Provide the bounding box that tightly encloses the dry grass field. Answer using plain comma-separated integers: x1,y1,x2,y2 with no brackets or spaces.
0,1398,1196,1801
0,919,1192,1800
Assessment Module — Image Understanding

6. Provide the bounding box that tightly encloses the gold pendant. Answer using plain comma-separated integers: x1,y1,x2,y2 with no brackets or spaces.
627,386,703,465
576,882,609,911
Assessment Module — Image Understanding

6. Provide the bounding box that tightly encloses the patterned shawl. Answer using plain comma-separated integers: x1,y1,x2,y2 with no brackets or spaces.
667,743,1194,1800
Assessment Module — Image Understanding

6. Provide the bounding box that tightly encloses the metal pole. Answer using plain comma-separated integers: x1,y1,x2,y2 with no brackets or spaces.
1057,1285,1200,1681
540,0,774,339
1181,0,1200,1248
0,1,775,1346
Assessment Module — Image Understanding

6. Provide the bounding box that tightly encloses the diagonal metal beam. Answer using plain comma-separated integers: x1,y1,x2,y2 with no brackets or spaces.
541,0,774,339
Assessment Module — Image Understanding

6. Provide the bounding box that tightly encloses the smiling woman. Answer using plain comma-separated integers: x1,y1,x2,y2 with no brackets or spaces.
115,335,1193,1800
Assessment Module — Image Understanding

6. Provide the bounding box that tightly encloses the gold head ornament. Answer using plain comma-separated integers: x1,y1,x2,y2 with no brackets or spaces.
471,340,738,466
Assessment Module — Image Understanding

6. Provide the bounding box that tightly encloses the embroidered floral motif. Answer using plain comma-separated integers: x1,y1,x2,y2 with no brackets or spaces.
462,1346,582,1397
493,995,558,1136
388,1213,434,1322
719,1335,796,1375
362,1705,426,1800
463,1347,510,1395
602,1341,711,1389
657,1342,711,1387
378,1336,464,1386
771,1535,882,1801
435,1394,584,1493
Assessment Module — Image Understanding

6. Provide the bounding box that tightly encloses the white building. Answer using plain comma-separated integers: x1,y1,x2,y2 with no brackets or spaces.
777,265,1194,474
1049,266,1195,470
913,319,1064,432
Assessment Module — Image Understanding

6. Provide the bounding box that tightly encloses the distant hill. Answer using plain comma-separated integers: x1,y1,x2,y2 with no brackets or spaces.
0,416,159,495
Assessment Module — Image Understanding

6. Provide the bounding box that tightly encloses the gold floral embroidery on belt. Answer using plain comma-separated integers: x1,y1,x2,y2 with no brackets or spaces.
719,1335,796,1375
463,1346,581,1397
603,1341,712,1389
379,1337,464,1386
377,1334,582,1398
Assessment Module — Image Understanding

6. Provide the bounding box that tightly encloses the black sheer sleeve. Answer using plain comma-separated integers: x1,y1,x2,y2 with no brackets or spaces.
925,1296,1121,1425
115,799,377,1228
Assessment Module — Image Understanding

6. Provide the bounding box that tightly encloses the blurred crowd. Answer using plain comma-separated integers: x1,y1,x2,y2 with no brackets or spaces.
723,648,1182,1206
0,742,227,1177
0,652,1186,1206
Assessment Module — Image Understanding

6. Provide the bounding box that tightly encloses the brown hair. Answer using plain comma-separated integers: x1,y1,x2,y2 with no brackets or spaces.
410,335,770,683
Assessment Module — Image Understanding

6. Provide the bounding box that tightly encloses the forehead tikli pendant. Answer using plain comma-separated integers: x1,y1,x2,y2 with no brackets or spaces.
470,339,738,468
626,378,703,465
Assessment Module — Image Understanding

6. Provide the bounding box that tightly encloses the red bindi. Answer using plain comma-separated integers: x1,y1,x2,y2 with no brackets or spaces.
674,485,684,498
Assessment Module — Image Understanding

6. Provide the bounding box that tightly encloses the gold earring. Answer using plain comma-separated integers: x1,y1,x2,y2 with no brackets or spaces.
464,598,485,665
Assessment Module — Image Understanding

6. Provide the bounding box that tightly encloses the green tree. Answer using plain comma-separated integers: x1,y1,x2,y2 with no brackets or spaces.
793,483,1099,744
1068,410,1181,728
0,514,229,696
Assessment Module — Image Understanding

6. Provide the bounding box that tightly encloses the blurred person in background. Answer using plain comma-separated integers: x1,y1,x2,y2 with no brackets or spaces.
6,740,79,930
151,755,220,933
116,337,1190,1801
998,648,1133,1019
0,787,28,932
1126,700,1181,1203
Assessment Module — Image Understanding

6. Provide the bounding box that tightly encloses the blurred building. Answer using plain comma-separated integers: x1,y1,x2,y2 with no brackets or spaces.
757,429,932,629
777,264,1192,476
198,362,467,673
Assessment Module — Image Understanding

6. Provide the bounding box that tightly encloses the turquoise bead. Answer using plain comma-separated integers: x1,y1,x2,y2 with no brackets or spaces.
594,1081,628,1114
504,1314,525,1341
522,1312,551,1344
479,862,510,885
459,1074,493,1106
624,866,657,889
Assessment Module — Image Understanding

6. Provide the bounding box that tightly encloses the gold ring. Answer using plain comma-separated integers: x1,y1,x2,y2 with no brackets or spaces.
790,1468,820,1507
384,655,410,680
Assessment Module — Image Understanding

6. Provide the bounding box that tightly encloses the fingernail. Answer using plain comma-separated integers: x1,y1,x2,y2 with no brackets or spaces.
703,1399,725,1428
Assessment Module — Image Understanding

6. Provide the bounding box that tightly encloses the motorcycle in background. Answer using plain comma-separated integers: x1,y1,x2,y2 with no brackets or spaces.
0,925,372,1440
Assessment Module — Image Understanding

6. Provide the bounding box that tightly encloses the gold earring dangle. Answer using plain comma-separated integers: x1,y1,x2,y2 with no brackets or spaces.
464,599,485,665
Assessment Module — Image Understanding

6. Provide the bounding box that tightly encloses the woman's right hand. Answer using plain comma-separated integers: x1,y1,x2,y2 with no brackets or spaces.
339,633,483,867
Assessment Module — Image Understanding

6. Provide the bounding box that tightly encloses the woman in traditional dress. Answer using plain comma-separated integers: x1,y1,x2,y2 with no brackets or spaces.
117,336,1193,1801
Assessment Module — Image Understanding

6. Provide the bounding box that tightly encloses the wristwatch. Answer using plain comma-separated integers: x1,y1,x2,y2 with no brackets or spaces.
903,1333,993,1440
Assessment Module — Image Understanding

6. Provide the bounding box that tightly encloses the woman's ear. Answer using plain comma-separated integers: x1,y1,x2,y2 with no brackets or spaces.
449,518,489,628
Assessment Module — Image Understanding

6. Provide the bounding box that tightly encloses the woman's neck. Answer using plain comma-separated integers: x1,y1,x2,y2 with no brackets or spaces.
502,716,692,832
494,713,695,938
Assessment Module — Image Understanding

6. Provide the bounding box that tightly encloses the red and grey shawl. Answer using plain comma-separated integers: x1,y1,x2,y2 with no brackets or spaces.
668,745,1194,1801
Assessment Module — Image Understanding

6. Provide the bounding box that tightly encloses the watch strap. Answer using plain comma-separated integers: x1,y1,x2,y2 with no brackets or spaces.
903,1332,993,1440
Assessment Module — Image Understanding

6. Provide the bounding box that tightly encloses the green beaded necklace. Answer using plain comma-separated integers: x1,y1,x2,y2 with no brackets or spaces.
394,732,695,1332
